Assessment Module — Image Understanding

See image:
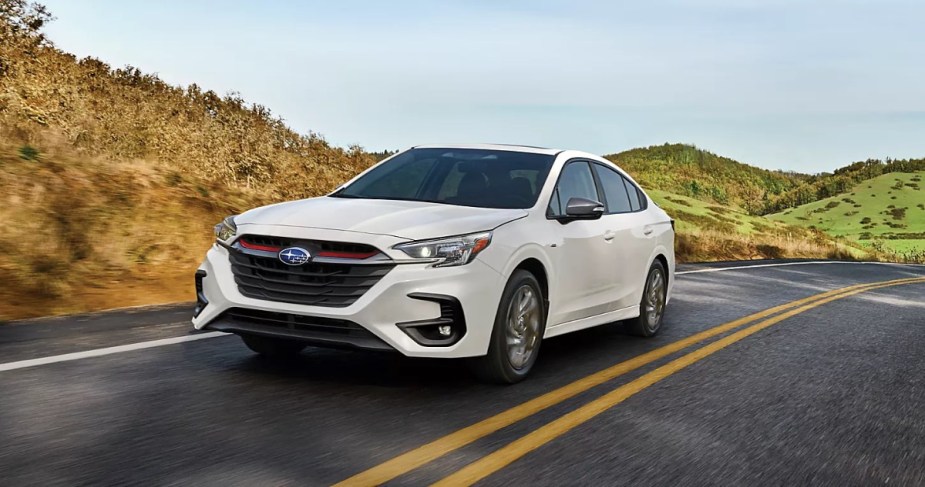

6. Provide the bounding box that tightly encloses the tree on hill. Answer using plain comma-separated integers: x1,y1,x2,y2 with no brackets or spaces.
0,0,51,42
764,157,925,214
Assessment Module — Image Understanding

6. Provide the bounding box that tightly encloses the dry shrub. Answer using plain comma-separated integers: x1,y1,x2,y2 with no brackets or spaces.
755,244,785,259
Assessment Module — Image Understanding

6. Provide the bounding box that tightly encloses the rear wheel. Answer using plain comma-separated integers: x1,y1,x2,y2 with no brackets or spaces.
469,270,546,384
240,334,306,357
623,260,667,337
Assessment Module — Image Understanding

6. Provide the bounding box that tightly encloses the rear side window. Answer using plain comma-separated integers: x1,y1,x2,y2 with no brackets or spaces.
630,182,649,210
623,177,641,212
593,163,633,214
548,161,598,216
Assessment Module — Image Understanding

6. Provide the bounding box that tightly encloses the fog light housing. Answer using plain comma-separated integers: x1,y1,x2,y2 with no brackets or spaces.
396,293,467,347
193,269,208,318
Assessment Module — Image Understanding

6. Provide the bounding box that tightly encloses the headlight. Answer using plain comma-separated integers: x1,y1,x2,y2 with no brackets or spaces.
393,231,492,267
214,215,238,243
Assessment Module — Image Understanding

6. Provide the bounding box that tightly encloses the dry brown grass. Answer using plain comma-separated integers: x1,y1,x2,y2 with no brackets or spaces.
0,22,377,200
674,229,869,263
0,140,270,319
0,8,380,320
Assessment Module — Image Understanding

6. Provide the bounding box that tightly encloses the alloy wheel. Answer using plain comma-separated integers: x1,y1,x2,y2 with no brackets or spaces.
644,268,666,332
505,284,541,370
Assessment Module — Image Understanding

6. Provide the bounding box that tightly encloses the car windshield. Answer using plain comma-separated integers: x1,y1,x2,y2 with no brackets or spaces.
331,148,555,209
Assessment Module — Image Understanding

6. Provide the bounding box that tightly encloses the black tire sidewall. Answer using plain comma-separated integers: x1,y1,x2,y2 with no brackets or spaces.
639,260,667,335
486,270,547,383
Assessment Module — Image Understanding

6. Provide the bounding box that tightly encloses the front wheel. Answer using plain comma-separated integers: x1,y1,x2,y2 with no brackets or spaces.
469,270,546,384
240,334,306,357
623,260,668,337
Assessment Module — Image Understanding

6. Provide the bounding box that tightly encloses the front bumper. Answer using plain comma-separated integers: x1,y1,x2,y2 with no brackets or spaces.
192,244,505,358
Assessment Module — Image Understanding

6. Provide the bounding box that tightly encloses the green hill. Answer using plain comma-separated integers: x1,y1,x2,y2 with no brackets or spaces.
647,189,863,262
769,172,925,257
606,144,807,214
763,157,925,214
608,144,925,219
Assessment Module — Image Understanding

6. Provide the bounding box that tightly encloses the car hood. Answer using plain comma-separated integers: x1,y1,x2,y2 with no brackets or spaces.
235,197,528,241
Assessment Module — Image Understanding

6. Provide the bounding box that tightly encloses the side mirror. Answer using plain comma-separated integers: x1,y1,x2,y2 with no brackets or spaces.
562,197,605,221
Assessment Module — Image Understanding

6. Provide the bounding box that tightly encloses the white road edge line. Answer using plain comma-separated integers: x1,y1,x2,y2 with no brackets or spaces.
0,332,228,372
2,261,922,372
675,260,923,275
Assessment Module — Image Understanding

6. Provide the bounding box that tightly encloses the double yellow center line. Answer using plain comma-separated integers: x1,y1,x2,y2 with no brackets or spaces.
335,276,925,486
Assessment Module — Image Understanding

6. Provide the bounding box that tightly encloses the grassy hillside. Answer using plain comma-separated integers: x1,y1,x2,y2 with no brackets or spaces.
769,172,925,258
763,157,925,214
606,144,807,214
0,141,265,318
0,1,372,319
608,144,925,218
0,2,375,199
648,190,865,262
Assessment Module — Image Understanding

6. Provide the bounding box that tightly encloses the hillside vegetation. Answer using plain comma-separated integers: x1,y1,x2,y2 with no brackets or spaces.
606,144,874,261
770,172,925,259
647,189,863,262
763,157,925,214
609,144,925,220
605,144,807,214
0,1,374,319
0,1,375,198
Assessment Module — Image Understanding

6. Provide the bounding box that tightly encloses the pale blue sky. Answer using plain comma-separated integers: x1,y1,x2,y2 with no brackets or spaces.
41,0,924,172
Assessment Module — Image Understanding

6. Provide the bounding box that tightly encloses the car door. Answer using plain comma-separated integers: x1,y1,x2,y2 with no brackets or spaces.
592,162,653,310
545,160,617,327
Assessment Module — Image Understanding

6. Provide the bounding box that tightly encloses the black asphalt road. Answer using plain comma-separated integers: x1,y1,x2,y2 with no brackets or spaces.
1,261,924,486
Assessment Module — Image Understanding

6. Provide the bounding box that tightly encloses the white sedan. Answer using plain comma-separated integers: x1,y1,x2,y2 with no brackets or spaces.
193,144,675,383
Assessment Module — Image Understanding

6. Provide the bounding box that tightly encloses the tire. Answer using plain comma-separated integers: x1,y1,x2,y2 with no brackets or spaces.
240,334,306,357
469,269,547,384
623,260,668,337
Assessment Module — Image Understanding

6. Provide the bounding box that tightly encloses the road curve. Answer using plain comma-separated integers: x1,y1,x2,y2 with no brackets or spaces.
1,261,924,486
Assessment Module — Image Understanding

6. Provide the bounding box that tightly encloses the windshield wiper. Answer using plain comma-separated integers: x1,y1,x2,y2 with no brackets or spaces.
328,192,367,199
328,193,445,204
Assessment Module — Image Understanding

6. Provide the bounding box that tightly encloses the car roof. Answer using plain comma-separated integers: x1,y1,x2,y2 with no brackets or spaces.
411,143,562,156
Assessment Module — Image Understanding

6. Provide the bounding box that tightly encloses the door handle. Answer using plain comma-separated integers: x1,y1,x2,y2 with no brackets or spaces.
643,226,654,236
603,231,616,241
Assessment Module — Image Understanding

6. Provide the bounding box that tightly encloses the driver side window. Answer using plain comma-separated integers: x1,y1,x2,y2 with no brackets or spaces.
547,161,599,217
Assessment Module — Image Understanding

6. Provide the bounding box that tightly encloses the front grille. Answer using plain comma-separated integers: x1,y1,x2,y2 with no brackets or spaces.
211,308,392,351
229,249,394,308
243,236,378,255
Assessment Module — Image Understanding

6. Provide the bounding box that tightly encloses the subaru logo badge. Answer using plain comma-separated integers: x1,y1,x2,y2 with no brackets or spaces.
278,247,311,266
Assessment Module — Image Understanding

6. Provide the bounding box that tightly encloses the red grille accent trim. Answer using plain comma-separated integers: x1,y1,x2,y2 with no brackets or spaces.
317,250,379,259
239,240,282,252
